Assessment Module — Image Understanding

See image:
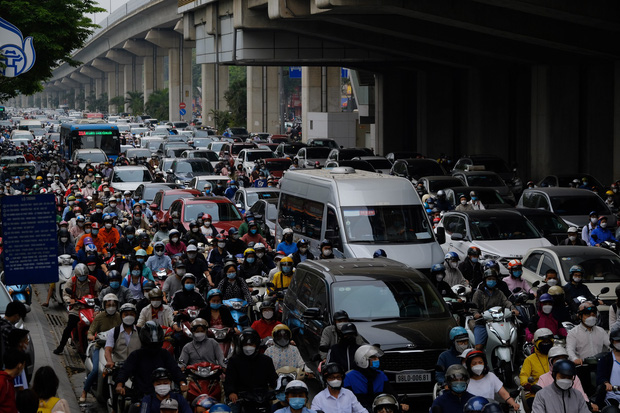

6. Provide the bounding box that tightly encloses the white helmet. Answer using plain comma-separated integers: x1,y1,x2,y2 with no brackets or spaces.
283,228,293,236
533,328,553,342
548,346,568,360
103,293,119,304
354,345,384,369
285,379,308,394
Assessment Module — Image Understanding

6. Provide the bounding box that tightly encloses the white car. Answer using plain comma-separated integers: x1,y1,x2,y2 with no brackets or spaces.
436,209,553,273
110,165,154,192
234,148,275,174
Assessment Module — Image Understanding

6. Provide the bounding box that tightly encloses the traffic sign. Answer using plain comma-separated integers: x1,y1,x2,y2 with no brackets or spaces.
289,67,302,79
179,102,186,109
179,109,187,116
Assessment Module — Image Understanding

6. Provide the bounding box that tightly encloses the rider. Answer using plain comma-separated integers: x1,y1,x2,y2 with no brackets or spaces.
311,362,367,413
567,301,609,366
318,239,335,260
178,318,225,368
434,190,454,212
504,259,533,294
265,324,307,371
464,350,520,411
275,380,316,413
536,269,560,299
563,265,602,311
590,216,619,247
137,288,174,328
436,327,471,385
163,261,186,303
225,228,247,257
165,229,187,256
471,269,518,351
250,299,282,339
291,239,314,266
170,274,207,311
594,327,620,408
443,252,468,287
536,346,590,404
238,248,269,279
327,323,362,372
104,303,141,371
98,271,133,307
459,247,483,289
254,242,276,270
138,368,192,413
531,360,588,413
216,261,253,303
519,328,553,406
199,213,218,238
269,256,295,299
319,310,366,360
429,365,474,412
146,241,173,276
276,228,298,255
429,263,460,300
561,226,587,246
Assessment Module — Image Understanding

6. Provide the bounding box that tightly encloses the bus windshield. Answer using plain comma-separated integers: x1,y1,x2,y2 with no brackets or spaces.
61,124,121,159
341,205,434,243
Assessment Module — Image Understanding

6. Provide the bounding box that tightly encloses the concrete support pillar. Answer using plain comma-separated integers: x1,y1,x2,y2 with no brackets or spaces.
168,44,193,122
247,66,280,134
201,64,229,127
301,66,340,138
106,67,117,113
143,54,154,106
21,95,27,108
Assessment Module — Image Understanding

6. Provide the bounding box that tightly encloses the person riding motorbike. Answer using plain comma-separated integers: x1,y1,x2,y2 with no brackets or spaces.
185,220,208,246
146,241,173,276
269,256,295,299
250,299,282,339
443,252,468,288
327,323,363,372
170,274,207,311
319,239,335,260
238,247,269,279
563,265,602,311
291,239,314,266
429,263,460,300
138,288,174,328
567,301,609,366
98,270,133,307
311,362,368,413
240,221,269,247
504,259,533,294
216,261,253,303
319,310,366,360
166,229,187,256
429,364,474,412
163,261,186,303
464,350,520,411
536,346,592,408
594,327,620,408
526,294,567,342
532,360,588,413
276,228,298,255
561,226,587,246
519,328,553,407
178,318,225,368
436,326,471,385
265,324,307,371
122,259,150,300
273,380,316,413
459,247,483,290
547,286,572,324
590,216,619,247
139,367,192,413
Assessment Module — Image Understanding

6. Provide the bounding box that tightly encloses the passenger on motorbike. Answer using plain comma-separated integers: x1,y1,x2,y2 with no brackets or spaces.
505,259,534,294
115,321,188,399
224,328,278,412
100,214,120,251
459,247,483,290
276,228,298,255
86,255,108,286
567,302,609,366
429,364,474,412
185,221,208,246
464,350,520,411
311,362,367,413
166,229,187,256
269,256,295,299
81,293,121,402
319,310,366,360
99,270,133,307
291,239,314,266
54,263,102,354
532,359,588,413
57,228,75,255
146,241,173,275
239,248,269,279
178,318,225,368
138,288,174,328
273,374,294,412
328,323,363,372
547,286,572,324
216,261,253,303
122,260,150,300
199,213,218,238
535,269,559,300
265,324,306,371
163,262,186,303
275,380,316,413
526,294,567,342
250,299,282,339
471,269,518,351
193,395,219,413
594,327,620,408
482,260,511,297
564,265,603,310
590,216,619,247
536,346,591,407
443,252,469,288
139,367,192,413
430,263,460,300
319,239,335,260
519,328,553,406
170,274,207,311
436,327,471,385
198,289,239,334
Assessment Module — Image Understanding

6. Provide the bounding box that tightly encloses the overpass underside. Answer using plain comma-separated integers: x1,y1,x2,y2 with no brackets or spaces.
182,0,620,182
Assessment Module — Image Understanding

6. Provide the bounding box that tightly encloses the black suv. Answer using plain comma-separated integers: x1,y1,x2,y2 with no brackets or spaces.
281,258,456,397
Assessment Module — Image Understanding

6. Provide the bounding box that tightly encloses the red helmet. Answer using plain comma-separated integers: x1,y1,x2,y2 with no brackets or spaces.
203,214,212,221
215,234,225,241
507,259,522,270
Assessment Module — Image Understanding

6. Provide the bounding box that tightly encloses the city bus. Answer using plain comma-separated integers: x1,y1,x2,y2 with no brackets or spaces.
59,123,121,161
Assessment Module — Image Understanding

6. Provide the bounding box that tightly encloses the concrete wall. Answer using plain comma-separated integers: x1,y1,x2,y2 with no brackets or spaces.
306,112,358,148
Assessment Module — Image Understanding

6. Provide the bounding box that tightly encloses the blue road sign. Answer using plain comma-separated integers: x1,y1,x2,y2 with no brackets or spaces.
341,68,349,78
289,66,302,79
180,109,187,116
2,194,58,284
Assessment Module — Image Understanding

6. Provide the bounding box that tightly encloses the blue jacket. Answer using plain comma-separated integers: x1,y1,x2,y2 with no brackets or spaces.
430,390,474,412
436,347,462,384
276,242,298,255
344,369,389,395
275,408,316,413
139,393,192,413
590,226,618,245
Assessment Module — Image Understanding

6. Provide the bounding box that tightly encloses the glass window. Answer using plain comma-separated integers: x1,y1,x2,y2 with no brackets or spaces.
469,216,540,240
305,147,331,158
174,161,214,174
112,168,152,183
443,215,466,237
278,194,324,240
247,151,274,161
522,192,535,208
246,191,279,207
465,174,504,187
326,207,342,249
341,205,433,243
524,253,542,272
163,193,197,210
558,255,620,283
539,254,557,276
550,196,609,216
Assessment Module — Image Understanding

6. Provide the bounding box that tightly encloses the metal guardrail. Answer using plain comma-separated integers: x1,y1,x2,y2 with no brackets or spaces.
178,0,194,6
88,0,153,41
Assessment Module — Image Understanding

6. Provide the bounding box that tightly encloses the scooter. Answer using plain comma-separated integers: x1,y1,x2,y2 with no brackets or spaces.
84,331,108,404
465,306,518,385
208,326,234,360
184,362,223,404
7,283,32,313
235,389,275,413
66,291,97,356
246,275,269,316
53,254,73,306
223,297,252,330
162,308,198,357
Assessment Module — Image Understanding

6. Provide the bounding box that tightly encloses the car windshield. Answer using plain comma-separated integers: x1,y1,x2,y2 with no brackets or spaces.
469,216,540,240
364,159,392,169
305,147,331,157
558,255,620,283
247,151,274,161
556,176,602,188
175,161,214,173
126,149,151,158
194,132,212,139
338,149,368,160
428,179,464,193
143,186,170,202
332,279,449,320
524,214,569,235
247,191,279,206
192,151,219,161
210,142,227,152
310,140,338,148
163,192,197,210
550,196,608,216
184,202,242,222
230,128,249,135
112,169,152,182
406,161,445,179
341,205,434,243
465,174,505,187
282,145,305,155
77,152,107,163
168,148,189,157
132,128,148,135
265,160,291,172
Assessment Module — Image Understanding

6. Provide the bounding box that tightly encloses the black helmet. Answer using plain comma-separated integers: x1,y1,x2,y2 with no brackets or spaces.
124,225,135,234
610,328,620,342
143,280,156,291
552,359,576,378
333,310,349,322
108,270,121,281
151,367,171,381
340,323,357,336
322,362,344,379
373,249,387,258
138,232,149,241
483,269,498,279
181,273,197,285
297,239,309,247
58,228,70,238
139,320,164,346
189,220,198,229
239,328,260,347
320,239,332,249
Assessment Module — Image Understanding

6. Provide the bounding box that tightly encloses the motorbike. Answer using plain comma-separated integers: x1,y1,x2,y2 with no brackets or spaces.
451,284,471,302
184,362,223,403
53,254,73,306
234,389,275,413
208,326,234,360
223,297,252,330
84,331,108,404
66,290,97,356
154,267,170,289
7,283,32,313
162,307,198,357
465,306,518,384
246,275,269,316
571,287,610,325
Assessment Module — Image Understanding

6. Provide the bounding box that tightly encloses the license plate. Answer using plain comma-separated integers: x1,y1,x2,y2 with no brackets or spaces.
396,372,431,383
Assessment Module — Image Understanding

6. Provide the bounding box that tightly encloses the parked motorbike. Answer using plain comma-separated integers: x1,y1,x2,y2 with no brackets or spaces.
53,254,73,306
84,331,108,404
184,361,223,403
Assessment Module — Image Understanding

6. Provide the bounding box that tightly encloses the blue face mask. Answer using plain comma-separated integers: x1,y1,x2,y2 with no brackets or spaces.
281,265,292,273
92,229,99,235
288,398,306,410
78,275,88,282
471,197,478,201
512,270,522,278
109,281,120,289
276,393,286,402
471,257,478,263
250,229,257,235
451,382,467,394
246,257,255,264
227,272,236,279
210,303,222,310
486,280,497,289
205,190,211,194
185,283,195,291
127,234,134,240
371,359,380,369
137,258,145,264
131,270,140,276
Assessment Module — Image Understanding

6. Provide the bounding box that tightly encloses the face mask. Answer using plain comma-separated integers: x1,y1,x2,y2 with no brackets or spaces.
105,306,117,315
542,305,553,314
110,203,117,207
88,264,96,271
436,274,444,282
472,197,478,201
155,250,164,256
449,262,458,269
591,217,598,224
256,252,265,258
192,227,199,233
328,379,342,389
85,229,92,235
185,283,195,291
601,222,608,228
204,190,211,194
336,322,346,330
614,342,620,352
461,200,467,205
109,281,120,289
323,249,333,257
538,342,553,355
299,248,308,255
151,300,162,308
188,252,197,259
68,201,74,206
512,270,522,278
60,237,68,243
78,275,88,282
137,258,145,264
127,234,134,240
450,382,467,394
471,257,478,263
567,235,577,243
262,310,274,320
171,237,179,243
176,269,186,276
154,384,171,396
288,398,306,410
455,342,469,354
471,364,485,376
218,242,226,248
250,229,257,235
371,360,380,369
243,345,256,356
276,392,286,402
227,272,236,280
131,270,140,276
486,280,497,289
556,378,573,390
210,303,222,310
573,276,582,283
105,223,112,229
204,221,212,226
276,337,289,347
584,316,597,327
547,279,558,286
194,332,206,342
92,229,99,235
246,257,255,264
281,265,292,272
121,314,135,325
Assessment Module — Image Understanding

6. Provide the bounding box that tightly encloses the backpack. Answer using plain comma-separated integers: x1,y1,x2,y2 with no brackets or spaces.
37,397,60,413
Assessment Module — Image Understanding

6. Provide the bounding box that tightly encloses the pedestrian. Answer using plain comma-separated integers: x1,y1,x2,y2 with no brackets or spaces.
31,366,71,412
0,348,27,412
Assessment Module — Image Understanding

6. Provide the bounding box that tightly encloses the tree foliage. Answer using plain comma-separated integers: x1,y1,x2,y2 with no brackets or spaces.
145,89,169,121
125,91,144,115
0,0,105,102
209,109,232,134
109,96,125,113
224,67,246,127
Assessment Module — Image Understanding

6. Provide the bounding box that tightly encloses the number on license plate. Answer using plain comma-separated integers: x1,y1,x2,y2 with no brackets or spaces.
395,372,431,383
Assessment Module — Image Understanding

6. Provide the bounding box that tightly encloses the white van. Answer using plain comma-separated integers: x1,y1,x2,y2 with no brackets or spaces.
276,167,445,270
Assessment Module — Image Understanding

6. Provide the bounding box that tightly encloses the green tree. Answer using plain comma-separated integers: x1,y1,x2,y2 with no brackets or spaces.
224,67,246,127
209,109,232,133
66,91,75,109
109,96,125,113
86,91,97,112
75,88,85,110
95,92,108,113
125,91,144,115
145,89,169,121
0,0,105,102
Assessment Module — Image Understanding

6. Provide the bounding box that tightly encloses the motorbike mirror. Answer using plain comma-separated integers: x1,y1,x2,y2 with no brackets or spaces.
527,293,536,300
302,307,321,320
509,389,520,399
251,289,260,296
532,280,541,287
601,287,610,295
319,344,330,352
456,286,466,295
512,287,522,294
513,376,521,387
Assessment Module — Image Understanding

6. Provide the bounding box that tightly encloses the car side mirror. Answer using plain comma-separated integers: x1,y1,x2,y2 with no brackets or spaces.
166,169,173,174
436,227,446,244
302,307,321,320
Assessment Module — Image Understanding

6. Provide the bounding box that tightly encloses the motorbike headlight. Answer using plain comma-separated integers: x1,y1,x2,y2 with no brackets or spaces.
80,313,91,325
232,302,243,310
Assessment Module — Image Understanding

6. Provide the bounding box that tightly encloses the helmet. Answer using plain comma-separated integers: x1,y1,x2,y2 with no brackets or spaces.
437,190,446,198
320,239,332,249
192,395,217,410
120,303,137,314
136,249,147,257
467,247,481,256
215,233,226,242
483,269,498,279
181,273,197,285
297,239,308,247
507,259,522,270
169,229,180,238
144,281,156,291
548,286,564,296
209,404,232,413
276,373,295,392
373,249,387,258
103,293,119,305
272,324,292,344
206,289,222,301
333,310,349,322
340,323,357,336
431,263,446,274
610,328,620,342
108,270,121,281
464,350,487,376
228,227,239,235
254,242,266,251
449,326,468,341
539,293,553,303
285,380,308,394
74,263,88,277
548,346,569,361
139,320,164,346
243,248,255,257
151,367,171,381
321,362,345,379
464,397,489,412
445,251,459,262
552,359,576,377
189,220,198,229
260,299,276,311
223,260,237,273
483,260,499,271
445,364,469,384
533,328,554,342
149,288,163,299
372,394,399,413
280,256,294,265
238,328,261,347
124,225,135,234
569,265,584,275
283,228,293,236
482,403,503,413
191,318,209,330
85,244,97,253
354,345,384,369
